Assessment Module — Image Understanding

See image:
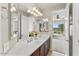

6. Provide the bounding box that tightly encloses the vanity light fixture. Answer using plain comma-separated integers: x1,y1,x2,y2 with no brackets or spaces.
10,6,16,12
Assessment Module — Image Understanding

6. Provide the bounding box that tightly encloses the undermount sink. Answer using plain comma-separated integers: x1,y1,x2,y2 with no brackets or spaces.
26,37,38,44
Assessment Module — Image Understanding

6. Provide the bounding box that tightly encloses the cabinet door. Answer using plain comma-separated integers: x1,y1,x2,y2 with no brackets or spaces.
40,44,45,56
48,38,50,50
32,48,40,56
45,38,50,56
44,41,48,56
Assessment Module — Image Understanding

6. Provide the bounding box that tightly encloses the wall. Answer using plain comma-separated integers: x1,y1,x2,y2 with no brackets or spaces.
21,16,35,40
28,17,35,32
0,3,10,54
0,3,37,55
52,9,65,20
21,15,28,40
64,4,70,56
0,4,3,54
73,3,79,56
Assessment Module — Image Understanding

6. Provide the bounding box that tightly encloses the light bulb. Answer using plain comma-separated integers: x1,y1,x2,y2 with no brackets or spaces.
39,13,43,16
30,11,34,14
33,13,39,17
35,9,39,13
30,11,38,17
32,7,36,11
10,6,16,12
27,10,31,13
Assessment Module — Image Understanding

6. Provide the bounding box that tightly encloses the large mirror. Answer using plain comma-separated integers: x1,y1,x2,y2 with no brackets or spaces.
11,12,19,41
10,4,21,42
28,17,38,37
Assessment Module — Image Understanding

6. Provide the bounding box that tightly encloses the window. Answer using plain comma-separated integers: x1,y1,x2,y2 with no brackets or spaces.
53,23,64,34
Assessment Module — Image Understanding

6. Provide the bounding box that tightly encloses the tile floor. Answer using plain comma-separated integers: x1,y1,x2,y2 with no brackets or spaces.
47,50,65,56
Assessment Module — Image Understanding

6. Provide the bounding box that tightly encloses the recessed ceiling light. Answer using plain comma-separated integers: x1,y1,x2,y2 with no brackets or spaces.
35,9,39,13
30,11,34,14
32,7,37,11
33,13,39,17
39,13,43,16
30,11,38,17
32,7,43,16
27,10,31,13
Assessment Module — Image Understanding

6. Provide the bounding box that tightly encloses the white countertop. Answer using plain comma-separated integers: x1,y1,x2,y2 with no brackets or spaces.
6,32,51,56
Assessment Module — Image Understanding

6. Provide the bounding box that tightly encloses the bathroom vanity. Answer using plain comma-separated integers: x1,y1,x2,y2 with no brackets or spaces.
6,32,51,56
31,37,50,56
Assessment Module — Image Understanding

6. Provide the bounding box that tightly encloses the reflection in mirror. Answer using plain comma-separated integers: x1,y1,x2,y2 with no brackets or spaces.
29,17,38,37
10,4,19,42
11,12,19,41
39,21,49,32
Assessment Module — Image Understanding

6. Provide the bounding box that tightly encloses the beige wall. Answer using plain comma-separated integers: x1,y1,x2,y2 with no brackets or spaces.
0,3,9,54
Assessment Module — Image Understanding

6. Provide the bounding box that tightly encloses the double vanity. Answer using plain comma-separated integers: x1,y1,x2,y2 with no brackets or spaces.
6,32,51,56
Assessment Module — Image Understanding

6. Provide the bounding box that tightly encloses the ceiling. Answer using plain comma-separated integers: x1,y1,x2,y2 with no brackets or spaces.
34,3,66,18
35,3,66,12
13,3,66,18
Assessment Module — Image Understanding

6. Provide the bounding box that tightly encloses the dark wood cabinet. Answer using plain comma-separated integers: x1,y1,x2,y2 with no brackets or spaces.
48,38,50,51
31,37,50,56
44,41,48,56
31,48,40,56
40,43,45,56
